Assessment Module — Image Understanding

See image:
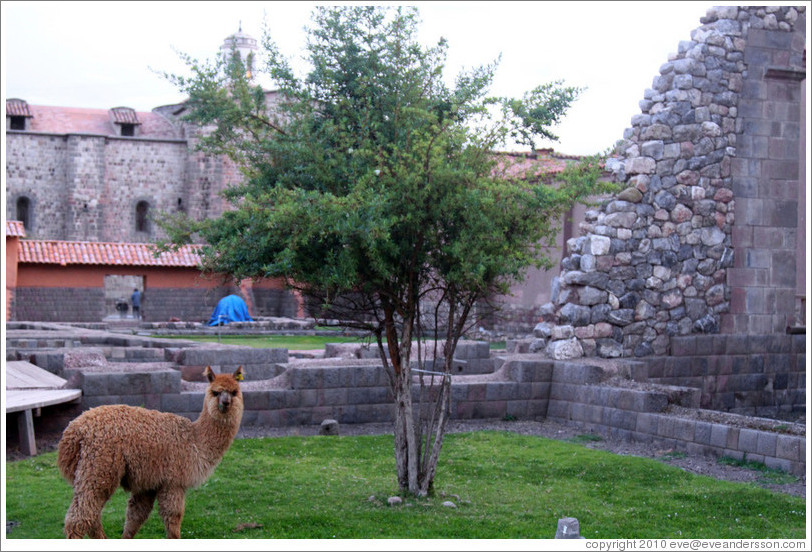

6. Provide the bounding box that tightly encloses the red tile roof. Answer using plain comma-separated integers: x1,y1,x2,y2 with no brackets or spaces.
13,104,179,139
109,107,141,125
6,220,27,238
6,98,33,118
18,240,202,267
494,148,581,180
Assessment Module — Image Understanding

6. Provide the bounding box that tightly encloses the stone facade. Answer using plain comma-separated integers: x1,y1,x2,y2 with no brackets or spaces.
4,112,244,242
546,6,806,358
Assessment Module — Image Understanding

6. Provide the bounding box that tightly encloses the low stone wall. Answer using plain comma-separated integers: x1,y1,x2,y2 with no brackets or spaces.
13,288,106,322
632,334,806,416
55,355,805,475
6,324,804,475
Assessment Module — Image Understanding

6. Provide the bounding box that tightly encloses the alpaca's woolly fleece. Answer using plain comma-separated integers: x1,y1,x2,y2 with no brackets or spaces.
57,366,244,539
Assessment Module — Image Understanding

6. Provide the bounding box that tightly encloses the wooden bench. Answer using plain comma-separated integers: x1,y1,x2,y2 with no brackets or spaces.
5,361,82,456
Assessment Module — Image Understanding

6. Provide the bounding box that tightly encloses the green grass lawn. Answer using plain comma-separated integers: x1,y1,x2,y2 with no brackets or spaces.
5,431,805,539
155,334,507,351
155,334,368,350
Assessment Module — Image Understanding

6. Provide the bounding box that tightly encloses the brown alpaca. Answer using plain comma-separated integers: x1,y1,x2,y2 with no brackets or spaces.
57,366,244,539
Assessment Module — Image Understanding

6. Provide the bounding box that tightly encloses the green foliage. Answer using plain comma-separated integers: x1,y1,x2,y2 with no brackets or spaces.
5,433,805,539
159,5,610,315
158,5,616,494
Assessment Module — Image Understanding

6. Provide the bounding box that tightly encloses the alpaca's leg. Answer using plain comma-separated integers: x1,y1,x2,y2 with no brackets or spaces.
156,487,186,539
122,490,157,538
64,486,113,539
64,453,122,539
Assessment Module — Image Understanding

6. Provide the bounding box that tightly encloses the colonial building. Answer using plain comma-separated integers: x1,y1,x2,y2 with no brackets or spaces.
4,27,581,325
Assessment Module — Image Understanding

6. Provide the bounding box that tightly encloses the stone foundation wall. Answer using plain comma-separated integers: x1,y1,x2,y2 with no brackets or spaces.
141,287,229,323
634,333,806,416
19,348,803,475
13,287,105,322
252,288,301,319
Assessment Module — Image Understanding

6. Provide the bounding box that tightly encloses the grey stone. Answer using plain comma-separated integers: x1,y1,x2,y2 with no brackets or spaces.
319,418,340,436
559,303,591,326
546,338,584,360
579,286,608,307
533,322,554,338
607,309,635,326
555,517,585,539
596,339,623,358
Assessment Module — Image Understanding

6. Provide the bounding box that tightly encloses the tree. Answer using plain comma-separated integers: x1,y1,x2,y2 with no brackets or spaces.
159,6,610,496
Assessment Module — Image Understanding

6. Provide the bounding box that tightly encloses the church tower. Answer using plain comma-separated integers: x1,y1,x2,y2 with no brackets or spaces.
220,22,258,80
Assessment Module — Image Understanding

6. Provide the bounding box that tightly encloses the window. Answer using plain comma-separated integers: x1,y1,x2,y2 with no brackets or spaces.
16,196,31,230
120,123,135,137
135,201,150,233
9,116,26,130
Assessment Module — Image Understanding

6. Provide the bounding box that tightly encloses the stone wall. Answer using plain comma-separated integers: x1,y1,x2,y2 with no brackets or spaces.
252,288,302,319
101,138,188,243
142,287,231,323
5,133,69,239
13,287,106,322
6,325,804,474
47,355,810,476
547,6,806,358
636,333,806,416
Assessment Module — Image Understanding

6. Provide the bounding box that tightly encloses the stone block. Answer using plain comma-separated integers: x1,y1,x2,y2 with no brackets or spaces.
775,434,804,462
286,367,319,389
763,456,792,474
635,412,657,435
506,400,530,419
321,387,349,406
149,370,181,393
737,428,759,453
694,421,713,445
348,386,389,406
485,382,518,401
545,399,570,420
453,341,490,360
755,432,778,458
243,391,270,410
80,373,108,396
546,338,584,360
525,395,548,417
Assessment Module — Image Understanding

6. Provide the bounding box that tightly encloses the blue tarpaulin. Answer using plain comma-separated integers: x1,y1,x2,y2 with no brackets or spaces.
208,294,253,326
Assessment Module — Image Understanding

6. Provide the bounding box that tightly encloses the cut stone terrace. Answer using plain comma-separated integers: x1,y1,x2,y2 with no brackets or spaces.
4,321,805,475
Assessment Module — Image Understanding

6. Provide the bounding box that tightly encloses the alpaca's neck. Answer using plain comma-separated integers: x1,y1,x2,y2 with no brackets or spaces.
190,407,241,470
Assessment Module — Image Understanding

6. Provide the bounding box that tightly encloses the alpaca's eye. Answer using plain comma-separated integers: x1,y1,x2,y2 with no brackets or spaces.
231,390,238,396
212,391,220,397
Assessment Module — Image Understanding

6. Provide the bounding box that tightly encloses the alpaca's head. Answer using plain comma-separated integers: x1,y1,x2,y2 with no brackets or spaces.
203,366,245,420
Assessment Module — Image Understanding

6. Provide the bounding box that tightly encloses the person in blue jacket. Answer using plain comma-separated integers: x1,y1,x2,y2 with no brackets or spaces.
131,288,142,318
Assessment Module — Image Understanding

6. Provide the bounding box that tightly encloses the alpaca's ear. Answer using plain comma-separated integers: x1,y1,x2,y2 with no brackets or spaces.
204,366,215,383
234,366,244,382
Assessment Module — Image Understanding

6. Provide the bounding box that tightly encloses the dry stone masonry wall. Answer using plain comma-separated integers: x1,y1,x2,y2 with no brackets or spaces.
545,6,806,359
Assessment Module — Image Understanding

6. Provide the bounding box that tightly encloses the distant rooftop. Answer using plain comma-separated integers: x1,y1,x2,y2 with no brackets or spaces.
5,101,180,139
17,240,202,267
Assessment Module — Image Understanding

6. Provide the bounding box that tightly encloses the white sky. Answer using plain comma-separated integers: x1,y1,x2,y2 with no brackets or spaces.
1,1,724,155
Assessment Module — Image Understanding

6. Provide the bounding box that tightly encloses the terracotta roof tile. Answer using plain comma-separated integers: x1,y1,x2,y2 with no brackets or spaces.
19,105,179,139
18,240,202,267
110,107,141,125
6,98,33,118
6,220,25,238
494,148,581,180
6,220,27,237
